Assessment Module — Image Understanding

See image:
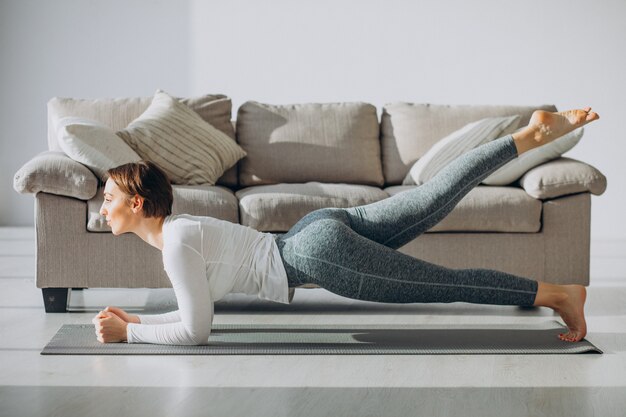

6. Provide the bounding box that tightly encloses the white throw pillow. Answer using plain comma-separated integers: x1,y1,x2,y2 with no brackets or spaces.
56,117,141,180
482,127,584,185
402,115,520,186
116,90,247,185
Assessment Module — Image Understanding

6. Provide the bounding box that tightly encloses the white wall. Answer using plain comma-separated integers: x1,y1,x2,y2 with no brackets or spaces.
2,0,625,240
0,0,191,225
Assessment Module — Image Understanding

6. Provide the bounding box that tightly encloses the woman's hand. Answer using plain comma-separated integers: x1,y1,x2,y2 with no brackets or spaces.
102,306,140,324
92,309,129,343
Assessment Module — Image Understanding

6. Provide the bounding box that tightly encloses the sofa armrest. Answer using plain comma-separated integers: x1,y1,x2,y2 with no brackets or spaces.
13,151,98,200
519,157,607,200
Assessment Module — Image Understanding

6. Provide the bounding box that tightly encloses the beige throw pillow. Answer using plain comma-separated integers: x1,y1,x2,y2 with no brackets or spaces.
116,90,247,185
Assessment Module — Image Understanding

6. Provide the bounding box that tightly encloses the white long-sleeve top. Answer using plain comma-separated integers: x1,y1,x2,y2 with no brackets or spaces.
126,214,290,345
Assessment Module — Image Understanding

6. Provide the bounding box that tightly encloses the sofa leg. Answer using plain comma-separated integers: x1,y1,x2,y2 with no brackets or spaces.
42,288,70,313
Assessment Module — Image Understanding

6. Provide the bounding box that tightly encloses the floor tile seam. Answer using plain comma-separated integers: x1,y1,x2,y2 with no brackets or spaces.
1,383,625,389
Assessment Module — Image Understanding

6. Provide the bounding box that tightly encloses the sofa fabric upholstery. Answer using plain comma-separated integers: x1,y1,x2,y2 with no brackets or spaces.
380,103,558,185
236,101,384,187
542,193,591,284
37,192,170,289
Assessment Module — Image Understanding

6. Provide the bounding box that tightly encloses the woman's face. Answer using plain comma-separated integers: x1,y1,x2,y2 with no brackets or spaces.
99,179,137,235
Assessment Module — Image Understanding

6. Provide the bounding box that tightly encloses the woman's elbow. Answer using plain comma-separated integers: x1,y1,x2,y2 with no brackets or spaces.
187,327,211,346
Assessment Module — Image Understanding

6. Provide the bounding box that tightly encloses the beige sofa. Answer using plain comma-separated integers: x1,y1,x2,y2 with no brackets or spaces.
14,96,608,312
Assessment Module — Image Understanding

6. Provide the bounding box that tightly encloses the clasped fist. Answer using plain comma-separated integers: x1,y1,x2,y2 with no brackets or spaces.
92,306,131,343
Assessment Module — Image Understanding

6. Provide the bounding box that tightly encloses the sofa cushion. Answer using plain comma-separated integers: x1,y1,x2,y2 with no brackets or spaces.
47,93,239,187
519,157,607,200
56,117,142,180
384,185,542,232
116,90,247,185
381,103,558,186
236,101,384,187
87,184,239,232
236,182,389,232
13,151,98,200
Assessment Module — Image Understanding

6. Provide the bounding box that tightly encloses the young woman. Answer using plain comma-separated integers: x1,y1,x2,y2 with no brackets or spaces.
93,108,599,346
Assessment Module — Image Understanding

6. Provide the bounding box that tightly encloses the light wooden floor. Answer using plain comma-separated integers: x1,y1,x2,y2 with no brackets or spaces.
1,227,626,417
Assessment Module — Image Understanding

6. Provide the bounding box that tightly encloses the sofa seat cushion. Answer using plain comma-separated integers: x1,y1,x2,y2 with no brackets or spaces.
236,101,384,187
384,185,542,232
87,184,239,232
236,182,390,232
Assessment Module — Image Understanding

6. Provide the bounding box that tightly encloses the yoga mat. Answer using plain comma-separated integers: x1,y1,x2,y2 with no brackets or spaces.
41,321,601,355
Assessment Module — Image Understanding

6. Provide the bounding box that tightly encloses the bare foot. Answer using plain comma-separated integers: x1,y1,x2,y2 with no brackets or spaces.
529,107,600,144
552,285,588,342
512,107,600,155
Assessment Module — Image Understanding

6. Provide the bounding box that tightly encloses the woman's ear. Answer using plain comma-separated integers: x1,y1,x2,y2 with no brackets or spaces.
130,195,144,214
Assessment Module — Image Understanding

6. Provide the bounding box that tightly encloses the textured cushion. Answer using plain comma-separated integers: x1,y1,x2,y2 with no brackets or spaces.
55,117,141,180
87,184,239,232
381,103,558,185
47,93,239,187
483,128,584,185
236,101,384,187
385,185,542,232
116,90,247,185
13,151,98,200
236,182,389,232
403,116,520,185
519,157,607,200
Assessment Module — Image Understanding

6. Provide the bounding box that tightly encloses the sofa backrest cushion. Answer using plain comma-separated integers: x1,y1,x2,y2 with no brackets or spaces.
380,103,558,186
47,94,238,187
236,101,384,187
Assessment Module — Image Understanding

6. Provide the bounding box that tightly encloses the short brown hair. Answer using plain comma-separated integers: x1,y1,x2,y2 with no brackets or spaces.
105,161,173,218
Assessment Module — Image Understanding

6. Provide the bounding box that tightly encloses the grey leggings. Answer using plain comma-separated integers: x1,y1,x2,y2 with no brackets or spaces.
273,135,538,306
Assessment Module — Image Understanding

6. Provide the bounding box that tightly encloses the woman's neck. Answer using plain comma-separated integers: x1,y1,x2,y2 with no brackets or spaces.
133,216,166,250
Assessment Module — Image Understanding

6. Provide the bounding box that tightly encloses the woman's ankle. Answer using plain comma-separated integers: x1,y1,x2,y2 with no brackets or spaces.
533,281,568,309
512,127,541,155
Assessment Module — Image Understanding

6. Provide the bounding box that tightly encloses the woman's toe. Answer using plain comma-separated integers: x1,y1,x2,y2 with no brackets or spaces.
587,111,600,121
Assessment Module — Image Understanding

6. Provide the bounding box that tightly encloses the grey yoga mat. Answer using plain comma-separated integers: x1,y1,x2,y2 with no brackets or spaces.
41,321,602,355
